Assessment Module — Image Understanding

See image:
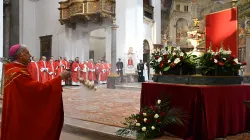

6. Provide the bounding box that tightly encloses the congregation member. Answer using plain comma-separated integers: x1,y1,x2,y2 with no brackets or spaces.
38,56,49,83
1,44,71,140
47,56,57,80
71,57,81,85
27,56,40,82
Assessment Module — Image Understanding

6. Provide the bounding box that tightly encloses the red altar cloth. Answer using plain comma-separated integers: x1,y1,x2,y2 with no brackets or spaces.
141,83,250,140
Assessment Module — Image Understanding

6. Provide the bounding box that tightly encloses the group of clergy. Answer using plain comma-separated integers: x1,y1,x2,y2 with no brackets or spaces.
27,56,112,86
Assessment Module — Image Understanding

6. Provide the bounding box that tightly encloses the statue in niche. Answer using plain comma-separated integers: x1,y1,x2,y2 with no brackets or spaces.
127,47,134,69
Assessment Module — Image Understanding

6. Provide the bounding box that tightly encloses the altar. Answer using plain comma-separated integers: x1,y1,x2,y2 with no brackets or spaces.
140,82,250,139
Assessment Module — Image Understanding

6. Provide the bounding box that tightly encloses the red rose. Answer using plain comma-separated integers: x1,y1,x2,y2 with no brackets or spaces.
137,118,142,122
170,62,175,68
233,61,237,65
218,62,225,66
214,55,219,59
230,55,235,60
150,105,153,109
160,61,164,68
180,56,183,60
153,106,158,112
242,61,247,65
210,58,214,62
163,54,168,62
155,55,159,60
174,55,177,58
156,120,161,123
146,119,151,124
160,112,165,117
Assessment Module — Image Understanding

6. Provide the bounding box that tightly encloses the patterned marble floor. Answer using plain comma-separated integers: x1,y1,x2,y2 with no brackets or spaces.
63,85,140,127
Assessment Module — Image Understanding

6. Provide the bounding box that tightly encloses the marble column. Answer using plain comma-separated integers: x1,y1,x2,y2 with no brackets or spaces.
3,1,10,58
245,34,250,74
111,21,118,74
105,28,111,63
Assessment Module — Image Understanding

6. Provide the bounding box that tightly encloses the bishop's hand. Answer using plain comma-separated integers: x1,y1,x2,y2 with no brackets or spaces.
60,70,71,79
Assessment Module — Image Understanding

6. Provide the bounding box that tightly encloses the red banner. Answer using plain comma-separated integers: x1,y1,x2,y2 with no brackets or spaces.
206,8,238,56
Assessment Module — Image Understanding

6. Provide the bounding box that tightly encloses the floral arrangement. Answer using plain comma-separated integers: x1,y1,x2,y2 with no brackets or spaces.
150,46,197,75
199,46,246,76
116,99,185,140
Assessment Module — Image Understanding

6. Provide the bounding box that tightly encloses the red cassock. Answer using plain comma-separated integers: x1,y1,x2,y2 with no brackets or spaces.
62,60,70,70
47,61,58,80
80,63,87,80
27,61,41,82
56,60,66,74
98,64,107,83
1,62,64,140
71,62,80,84
87,62,96,81
38,60,49,83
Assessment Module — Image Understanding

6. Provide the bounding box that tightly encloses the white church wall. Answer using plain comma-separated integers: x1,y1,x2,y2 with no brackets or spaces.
0,0,3,82
20,0,111,62
19,0,37,57
152,0,161,44
89,38,106,61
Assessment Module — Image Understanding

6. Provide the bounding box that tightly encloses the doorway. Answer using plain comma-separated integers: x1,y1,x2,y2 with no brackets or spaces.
40,35,52,60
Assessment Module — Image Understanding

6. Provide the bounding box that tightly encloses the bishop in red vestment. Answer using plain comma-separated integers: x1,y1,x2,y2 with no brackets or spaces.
1,44,71,140
38,56,49,83
27,56,41,82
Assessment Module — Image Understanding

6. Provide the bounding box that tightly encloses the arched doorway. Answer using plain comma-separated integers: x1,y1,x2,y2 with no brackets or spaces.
176,18,189,46
89,28,106,61
143,40,150,79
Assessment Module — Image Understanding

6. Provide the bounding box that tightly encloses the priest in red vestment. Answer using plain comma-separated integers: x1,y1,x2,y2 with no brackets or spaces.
27,56,41,82
80,61,88,80
98,60,107,84
38,56,49,83
47,56,57,80
63,57,70,85
56,56,66,85
71,57,81,85
1,44,71,140
87,59,96,82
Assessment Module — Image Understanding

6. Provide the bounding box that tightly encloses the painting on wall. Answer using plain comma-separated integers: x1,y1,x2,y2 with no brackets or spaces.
176,18,189,46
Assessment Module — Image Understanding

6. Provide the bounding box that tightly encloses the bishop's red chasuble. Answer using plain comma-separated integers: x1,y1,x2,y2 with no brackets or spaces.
1,62,64,140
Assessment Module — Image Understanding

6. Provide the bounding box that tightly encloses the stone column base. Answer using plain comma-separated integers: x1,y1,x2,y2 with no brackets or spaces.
107,74,120,89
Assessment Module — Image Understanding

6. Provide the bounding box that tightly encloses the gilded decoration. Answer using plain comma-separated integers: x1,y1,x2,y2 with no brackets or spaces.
58,0,115,28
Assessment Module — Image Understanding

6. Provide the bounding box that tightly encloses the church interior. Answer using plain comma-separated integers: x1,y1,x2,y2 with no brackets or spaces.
1,0,250,139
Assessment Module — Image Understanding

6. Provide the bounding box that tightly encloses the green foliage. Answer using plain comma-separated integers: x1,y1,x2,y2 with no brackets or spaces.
198,50,246,75
116,99,185,140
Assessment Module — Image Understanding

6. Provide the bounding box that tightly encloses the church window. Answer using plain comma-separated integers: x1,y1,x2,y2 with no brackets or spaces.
176,4,180,11
184,5,189,12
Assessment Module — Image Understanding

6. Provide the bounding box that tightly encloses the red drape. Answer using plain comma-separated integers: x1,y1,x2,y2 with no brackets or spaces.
141,83,250,140
206,8,238,56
